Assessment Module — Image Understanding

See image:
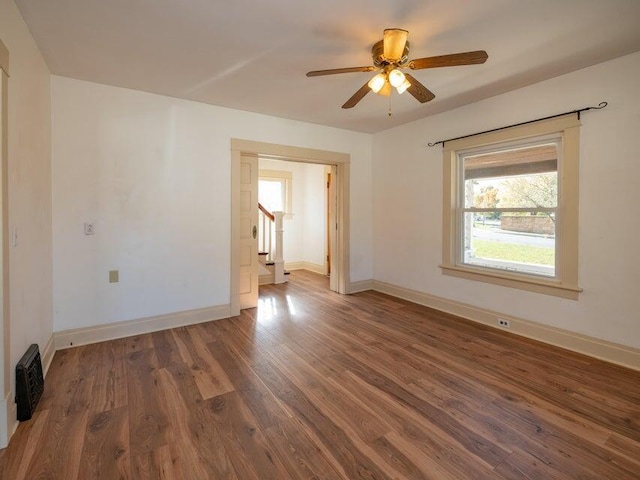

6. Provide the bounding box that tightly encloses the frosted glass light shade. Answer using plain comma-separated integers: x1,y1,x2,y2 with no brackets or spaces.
388,69,406,88
396,79,411,94
367,73,386,93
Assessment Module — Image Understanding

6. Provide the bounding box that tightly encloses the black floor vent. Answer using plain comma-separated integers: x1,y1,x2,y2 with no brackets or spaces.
15,344,44,421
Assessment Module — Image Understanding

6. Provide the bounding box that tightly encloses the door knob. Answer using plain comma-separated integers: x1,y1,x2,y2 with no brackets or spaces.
252,225,257,239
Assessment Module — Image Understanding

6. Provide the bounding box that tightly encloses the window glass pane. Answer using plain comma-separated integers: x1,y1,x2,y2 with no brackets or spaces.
259,179,284,212
463,211,556,277
464,143,558,209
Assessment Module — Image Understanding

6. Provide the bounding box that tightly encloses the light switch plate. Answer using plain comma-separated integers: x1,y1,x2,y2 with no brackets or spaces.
84,223,95,235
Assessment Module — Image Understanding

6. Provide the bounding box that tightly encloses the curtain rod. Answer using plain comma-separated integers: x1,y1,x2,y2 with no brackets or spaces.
427,101,608,147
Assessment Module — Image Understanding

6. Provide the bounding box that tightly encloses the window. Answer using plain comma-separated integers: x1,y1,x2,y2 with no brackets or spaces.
441,116,581,299
258,170,292,215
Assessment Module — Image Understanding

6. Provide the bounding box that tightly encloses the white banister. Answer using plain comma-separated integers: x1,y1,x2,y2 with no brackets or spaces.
268,216,272,261
258,207,274,262
273,211,286,283
258,203,287,284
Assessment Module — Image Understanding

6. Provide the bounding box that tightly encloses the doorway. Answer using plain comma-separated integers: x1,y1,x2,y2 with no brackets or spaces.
230,139,350,315
258,159,329,278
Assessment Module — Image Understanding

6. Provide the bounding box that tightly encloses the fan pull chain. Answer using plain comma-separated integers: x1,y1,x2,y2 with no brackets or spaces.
388,94,392,117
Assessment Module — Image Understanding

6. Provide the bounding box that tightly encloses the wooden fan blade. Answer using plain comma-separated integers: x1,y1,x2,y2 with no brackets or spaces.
408,50,488,70
383,28,408,61
404,73,435,103
306,66,376,77
342,82,371,109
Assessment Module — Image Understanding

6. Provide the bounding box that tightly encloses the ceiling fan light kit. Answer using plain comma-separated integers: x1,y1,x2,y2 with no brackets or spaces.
379,80,392,97
367,73,386,93
388,68,406,88
396,78,411,95
306,28,489,111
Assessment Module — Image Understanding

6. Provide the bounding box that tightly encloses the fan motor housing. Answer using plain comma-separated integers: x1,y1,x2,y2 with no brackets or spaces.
371,40,410,67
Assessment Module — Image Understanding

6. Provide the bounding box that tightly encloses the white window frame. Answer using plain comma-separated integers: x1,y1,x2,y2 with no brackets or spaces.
441,115,582,300
259,169,292,217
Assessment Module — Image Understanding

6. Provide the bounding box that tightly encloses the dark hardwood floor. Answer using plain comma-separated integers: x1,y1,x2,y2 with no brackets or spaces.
1,270,639,479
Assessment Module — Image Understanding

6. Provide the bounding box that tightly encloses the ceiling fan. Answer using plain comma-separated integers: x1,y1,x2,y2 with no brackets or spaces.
306,28,488,109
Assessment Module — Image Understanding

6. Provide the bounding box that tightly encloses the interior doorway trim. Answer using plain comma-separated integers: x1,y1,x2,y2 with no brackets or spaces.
230,139,350,315
0,38,10,448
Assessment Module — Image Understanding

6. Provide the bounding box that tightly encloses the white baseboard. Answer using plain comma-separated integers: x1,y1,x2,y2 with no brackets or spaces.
41,334,55,376
285,261,325,275
372,280,640,371
0,390,17,449
348,279,374,294
284,261,304,271
54,304,231,350
0,391,9,448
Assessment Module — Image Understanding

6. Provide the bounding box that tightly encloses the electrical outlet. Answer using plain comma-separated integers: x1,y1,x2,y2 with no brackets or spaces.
109,270,119,283
84,223,95,235
498,319,510,328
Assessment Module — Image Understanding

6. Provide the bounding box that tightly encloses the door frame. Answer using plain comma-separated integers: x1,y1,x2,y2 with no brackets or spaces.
0,38,10,448
325,167,332,276
230,139,350,315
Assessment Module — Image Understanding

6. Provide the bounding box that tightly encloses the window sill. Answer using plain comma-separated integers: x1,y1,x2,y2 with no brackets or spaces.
440,264,582,300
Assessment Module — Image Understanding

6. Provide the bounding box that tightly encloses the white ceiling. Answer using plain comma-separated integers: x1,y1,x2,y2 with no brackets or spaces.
15,0,640,133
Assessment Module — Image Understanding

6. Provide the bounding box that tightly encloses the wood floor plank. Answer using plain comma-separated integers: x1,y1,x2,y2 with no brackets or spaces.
495,449,587,480
264,343,393,443
264,418,344,480
205,390,289,480
126,348,175,458
89,339,128,414
124,334,155,353
152,444,184,480
36,347,81,412
337,348,510,469
380,430,463,480
171,326,235,399
405,340,619,445
250,358,396,480
207,339,292,429
605,433,640,468
152,330,184,369
155,366,233,479
165,364,240,480
336,369,497,479
77,406,131,480
0,409,49,480
2,270,639,480
23,407,90,479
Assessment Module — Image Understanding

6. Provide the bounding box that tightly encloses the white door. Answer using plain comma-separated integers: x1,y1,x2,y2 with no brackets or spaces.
239,154,259,309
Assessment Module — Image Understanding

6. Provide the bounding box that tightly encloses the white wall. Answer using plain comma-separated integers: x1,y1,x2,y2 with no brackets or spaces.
302,163,327,268
258,158,326,268
373,51,640,350
52,76,372,332
0,0,52,445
